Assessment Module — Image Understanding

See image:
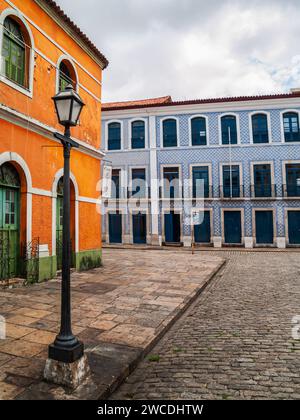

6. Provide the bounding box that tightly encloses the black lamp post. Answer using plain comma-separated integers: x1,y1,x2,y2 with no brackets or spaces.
49,85,85,364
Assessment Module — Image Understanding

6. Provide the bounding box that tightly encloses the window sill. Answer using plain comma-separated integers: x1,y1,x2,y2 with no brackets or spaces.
0,75,32,98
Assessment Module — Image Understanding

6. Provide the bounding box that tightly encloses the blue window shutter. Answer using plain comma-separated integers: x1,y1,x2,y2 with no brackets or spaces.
221,116,238,145
254,164,272,197
283,112,300,142
223,166,240,198
252,114,269,143
131,121,145,149
192,167,209,198
108,123,121,150
191,117,207,146
163,119,177,147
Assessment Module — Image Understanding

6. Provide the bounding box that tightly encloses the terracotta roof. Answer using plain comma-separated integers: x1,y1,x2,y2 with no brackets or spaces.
102,92,300,112
42,0,108,69
102,96,172,110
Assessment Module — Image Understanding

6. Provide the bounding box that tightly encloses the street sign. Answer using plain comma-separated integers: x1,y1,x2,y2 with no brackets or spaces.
192,212,202,226
102,165,112,199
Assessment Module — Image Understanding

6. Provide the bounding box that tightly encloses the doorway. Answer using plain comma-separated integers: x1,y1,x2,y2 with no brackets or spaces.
0,163,21,280
132,213,147,244
224,211,242,245
255,211,274,245
164,212,181,244
109,212,122,244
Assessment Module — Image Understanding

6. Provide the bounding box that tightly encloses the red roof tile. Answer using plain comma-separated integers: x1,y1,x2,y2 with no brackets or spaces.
102,92,300,112
42,0,108,69
102,96,172,110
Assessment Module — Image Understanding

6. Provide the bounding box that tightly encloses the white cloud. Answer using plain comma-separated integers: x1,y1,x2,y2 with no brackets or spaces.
56,0,300,102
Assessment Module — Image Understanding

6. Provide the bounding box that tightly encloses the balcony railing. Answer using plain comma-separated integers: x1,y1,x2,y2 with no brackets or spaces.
282,184,300,198
219,185,244,199
127,187,151,200
250,184,276,199
102,183,300,202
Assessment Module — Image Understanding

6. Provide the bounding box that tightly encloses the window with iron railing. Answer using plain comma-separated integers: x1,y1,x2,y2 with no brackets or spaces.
111,169,121,199
130,169,147,199
222,165,241,198
163,167,180,199
253,164,273,198
285,164,300,197
192,166,210,198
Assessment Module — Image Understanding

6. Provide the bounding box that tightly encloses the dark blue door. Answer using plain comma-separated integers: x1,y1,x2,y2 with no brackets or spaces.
194,211,211,243
109,213,122,244
255,211,274,244
165,212,181,244
133,213,147,244
288,211,300,244
224,211,242,244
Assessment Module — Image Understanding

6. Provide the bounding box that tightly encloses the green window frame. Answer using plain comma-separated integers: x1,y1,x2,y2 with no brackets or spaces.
2,17,26,87
59,61,76,92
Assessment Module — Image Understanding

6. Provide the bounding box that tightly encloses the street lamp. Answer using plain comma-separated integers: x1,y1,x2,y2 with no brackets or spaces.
48,85,85,364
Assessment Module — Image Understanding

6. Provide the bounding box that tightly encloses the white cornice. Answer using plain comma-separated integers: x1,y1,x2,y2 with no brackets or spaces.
102,97,300,119
34,0,107,70
0,103,105,160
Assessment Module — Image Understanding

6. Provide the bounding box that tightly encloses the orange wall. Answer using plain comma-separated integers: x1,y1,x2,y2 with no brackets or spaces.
0,0,103,149
0,0,104,254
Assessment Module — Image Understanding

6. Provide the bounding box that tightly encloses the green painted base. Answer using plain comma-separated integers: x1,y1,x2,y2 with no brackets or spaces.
75,249,102,272
37,249,102,283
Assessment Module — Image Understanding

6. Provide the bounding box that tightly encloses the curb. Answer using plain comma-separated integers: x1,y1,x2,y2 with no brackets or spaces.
103,245,300,253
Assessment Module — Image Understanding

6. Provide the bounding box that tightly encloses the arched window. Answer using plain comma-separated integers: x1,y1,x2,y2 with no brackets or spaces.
163,119,178,148
108,122,121,151
252,114,269,144
221,115,238,145
131,120,145,149
58,59,77,92
2,17,27,87
283,112,300,142
191,117,207,146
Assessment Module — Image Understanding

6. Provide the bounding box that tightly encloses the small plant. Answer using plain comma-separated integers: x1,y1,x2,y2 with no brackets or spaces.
173,347,183,353
148,354,160,362
79,256,102,272
222,394,229,400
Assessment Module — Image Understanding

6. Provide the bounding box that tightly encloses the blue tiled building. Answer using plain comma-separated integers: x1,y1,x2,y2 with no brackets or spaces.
101,91,300,249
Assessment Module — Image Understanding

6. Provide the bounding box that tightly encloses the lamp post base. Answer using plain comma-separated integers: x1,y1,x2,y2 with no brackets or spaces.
44,354,90,390
48,341,84,364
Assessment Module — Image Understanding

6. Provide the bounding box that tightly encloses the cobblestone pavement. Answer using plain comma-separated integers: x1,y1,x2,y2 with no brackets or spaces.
0,249,223,400
112,251,300,400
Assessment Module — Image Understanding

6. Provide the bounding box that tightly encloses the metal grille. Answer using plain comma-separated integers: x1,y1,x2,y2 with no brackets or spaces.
0,231,11,282
22,238,40,285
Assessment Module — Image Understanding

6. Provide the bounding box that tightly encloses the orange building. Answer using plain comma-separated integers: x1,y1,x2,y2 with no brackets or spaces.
0,0,108,282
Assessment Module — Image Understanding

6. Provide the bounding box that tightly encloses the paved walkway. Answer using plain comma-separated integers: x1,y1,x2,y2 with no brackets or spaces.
112,251,300,400
0,249,223,400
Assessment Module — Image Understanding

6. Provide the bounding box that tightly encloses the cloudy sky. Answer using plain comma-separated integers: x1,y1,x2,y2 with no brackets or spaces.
56,0,300,103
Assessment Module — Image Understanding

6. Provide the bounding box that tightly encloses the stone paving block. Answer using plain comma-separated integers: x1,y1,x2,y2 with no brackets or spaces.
23,330,57,345
13,308,52,319
0,382,24,400
6,315,40,327
0,249,224,400
0,339,46,358
6,323,36,339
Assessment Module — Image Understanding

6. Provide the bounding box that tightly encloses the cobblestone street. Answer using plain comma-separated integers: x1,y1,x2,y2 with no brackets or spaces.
112,251,300,400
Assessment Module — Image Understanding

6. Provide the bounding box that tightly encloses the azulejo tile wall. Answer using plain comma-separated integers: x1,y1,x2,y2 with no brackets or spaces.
102,101,300,248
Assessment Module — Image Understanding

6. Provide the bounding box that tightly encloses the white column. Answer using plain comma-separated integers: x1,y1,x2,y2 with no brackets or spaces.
149,116,160,245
